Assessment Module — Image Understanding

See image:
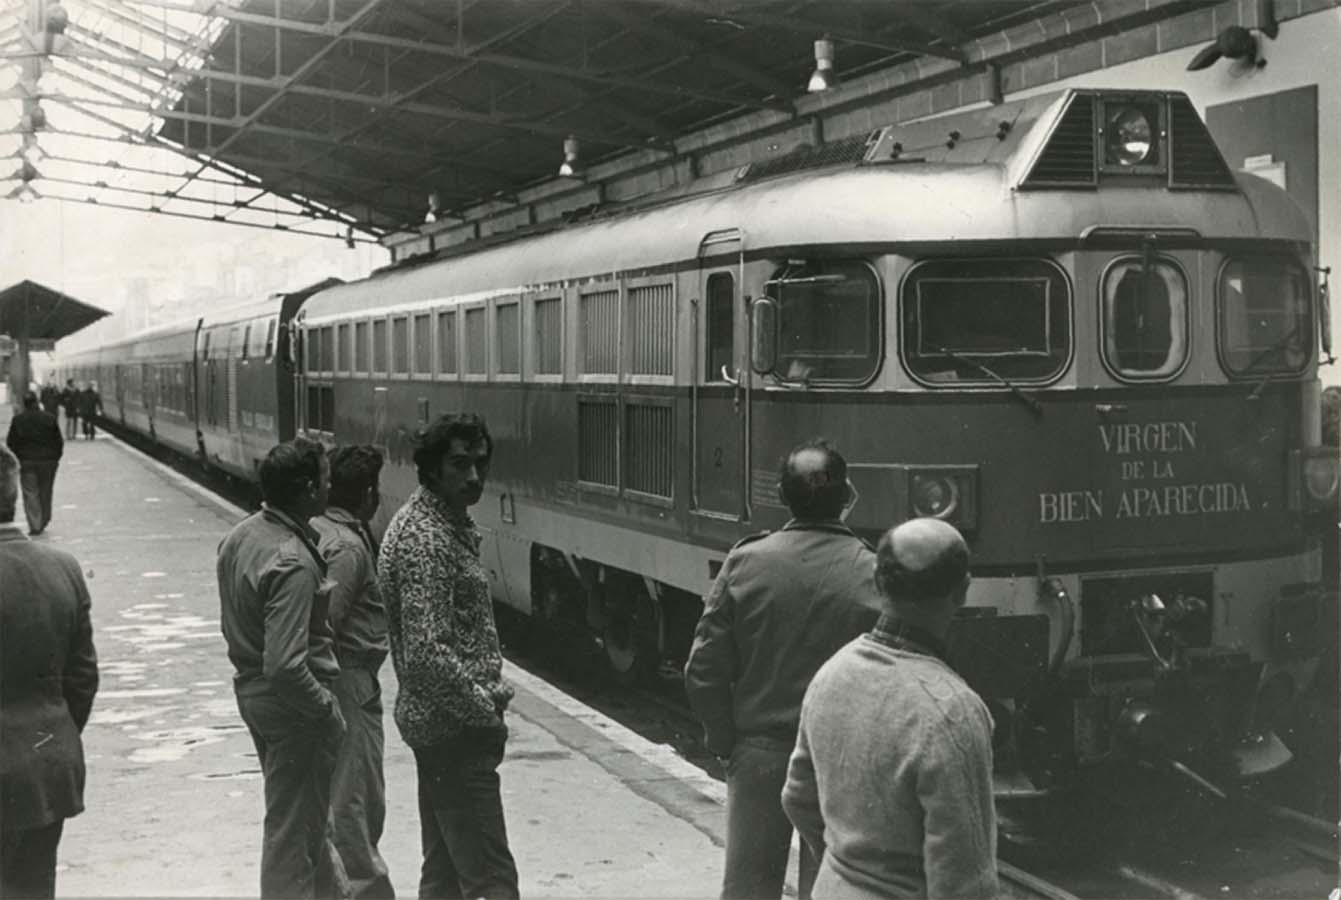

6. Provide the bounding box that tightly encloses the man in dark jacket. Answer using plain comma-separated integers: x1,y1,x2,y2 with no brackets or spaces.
77,383,102,440
0,445,99,898
59,380,78,440
217,437,349,899
5,391,64,535
685,439,882,900
39,383,60,416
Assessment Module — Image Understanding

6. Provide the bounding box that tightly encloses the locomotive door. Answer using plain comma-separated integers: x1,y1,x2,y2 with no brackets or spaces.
692,229,750,519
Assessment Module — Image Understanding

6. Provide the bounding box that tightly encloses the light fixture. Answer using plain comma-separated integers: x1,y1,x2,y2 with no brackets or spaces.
425,190,441,223
45,2,69,35
807,38,838,93
558,135,582,178
1186,25,1264,71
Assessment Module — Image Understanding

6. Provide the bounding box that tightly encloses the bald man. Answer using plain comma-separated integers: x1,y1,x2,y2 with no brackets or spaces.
686,439,881,900
782,519,999,899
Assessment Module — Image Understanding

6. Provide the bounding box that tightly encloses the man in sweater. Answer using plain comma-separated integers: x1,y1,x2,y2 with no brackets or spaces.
685,439,882,899
379,414,517,899
782,518,999,899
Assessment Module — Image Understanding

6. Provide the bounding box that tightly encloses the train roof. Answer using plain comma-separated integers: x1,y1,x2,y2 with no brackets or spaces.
302,88,1311,323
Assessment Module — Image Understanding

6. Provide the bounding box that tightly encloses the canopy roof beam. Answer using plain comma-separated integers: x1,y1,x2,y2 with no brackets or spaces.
623,0,968,63
118,0,791,113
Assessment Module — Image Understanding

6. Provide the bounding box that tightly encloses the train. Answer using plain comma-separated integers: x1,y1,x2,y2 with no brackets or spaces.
52,87,1339,792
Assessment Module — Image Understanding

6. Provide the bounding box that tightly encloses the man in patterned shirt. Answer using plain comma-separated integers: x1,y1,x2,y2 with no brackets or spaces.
379,413,518,899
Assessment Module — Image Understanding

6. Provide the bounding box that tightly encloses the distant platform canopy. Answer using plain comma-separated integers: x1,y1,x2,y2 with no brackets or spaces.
0,280,110,346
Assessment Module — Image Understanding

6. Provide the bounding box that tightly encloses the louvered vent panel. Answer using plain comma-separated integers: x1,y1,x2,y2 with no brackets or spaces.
578,398,618,486
1024,95,1096,187
1168,96,1237,190
628,284,674,375
739,134,870,182
625,402,673,498
533,298,562,374
581,289,619,374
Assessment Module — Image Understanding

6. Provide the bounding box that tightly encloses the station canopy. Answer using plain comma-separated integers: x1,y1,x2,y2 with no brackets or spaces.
1,1,1218,242
0,279,109,343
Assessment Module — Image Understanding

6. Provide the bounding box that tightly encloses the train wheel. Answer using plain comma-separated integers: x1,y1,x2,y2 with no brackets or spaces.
602,590,659,686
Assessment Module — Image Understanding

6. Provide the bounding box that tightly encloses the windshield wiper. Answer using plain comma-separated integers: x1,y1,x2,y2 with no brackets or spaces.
936,347,1043,417
1238,324,1304,400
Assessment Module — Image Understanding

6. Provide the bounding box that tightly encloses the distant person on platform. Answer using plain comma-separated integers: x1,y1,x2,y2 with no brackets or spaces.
379,414,518,900
0,445,100,899
684,438,882,900
217,438,350,899
39,383,61,417
76,383,102,440
5,391,64,536
59,380,78,441
782,518,999,900
313,445,394,899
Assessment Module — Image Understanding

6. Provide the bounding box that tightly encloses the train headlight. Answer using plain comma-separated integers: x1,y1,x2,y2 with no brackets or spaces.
912,474,960,519
905,466,978,530
1288,447,1339,512
1106,107,1153,167
1302,452,1339,503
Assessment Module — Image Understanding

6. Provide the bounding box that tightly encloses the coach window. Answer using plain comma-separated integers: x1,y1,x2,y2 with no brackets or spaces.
1218,256,1311,376
437,310,458,376
465,307,487,376
321,326,335,375
769,260,881,384
496,301,520,376
1101,257,1188,380
901,258,1071,384
413,313,432,376
305,328,319,373
355,321,370,374
241,325,251,361
705,273,734,382
336,323,350,373
391,316,410,376
373,319,388,375
264,318,277,361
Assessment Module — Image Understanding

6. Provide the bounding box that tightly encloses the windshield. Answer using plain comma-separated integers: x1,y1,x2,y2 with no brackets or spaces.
1102,257,1189,380
1219,256,1311,375
770,260,881,384
902,258,1071,383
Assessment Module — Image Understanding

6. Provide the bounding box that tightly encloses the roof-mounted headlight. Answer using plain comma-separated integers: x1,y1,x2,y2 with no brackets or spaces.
1107,106,1153,166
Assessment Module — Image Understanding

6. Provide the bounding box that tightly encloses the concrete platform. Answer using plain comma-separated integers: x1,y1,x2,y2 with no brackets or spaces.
4,412,732,897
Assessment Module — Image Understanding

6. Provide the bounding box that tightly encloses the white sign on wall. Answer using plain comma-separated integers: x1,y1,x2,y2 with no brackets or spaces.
1242,153,1287,190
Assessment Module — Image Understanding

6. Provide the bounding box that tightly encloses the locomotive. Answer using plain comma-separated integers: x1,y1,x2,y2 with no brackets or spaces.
53,88,1338,791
